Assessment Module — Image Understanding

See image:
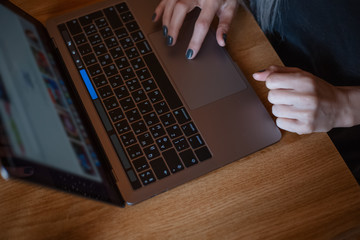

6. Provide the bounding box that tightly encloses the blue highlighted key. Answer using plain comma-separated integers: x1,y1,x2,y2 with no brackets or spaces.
79,69,98,100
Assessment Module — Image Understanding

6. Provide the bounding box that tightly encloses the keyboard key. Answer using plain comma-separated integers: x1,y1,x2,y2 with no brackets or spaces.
163,148,184,173
139,170,156,186
173,137,189,152
92,74,107,87
119,37,134,49
148,90,163,103
115,27,128,39
160,112,176,127
93,43,107,55
125,47,139,59
120,132,137,147
94,18,108,28
131,57,145,70
125,21,139,32
66,19,82,35
131,30,145,42
138,101,153,114
84,24,97,35
98,54,112,66
141,78,157,92
115,119,131,134
131,120,147,135
131,89,147,103
103,64,118,77
150,124,166,139
88,34,102,45
114,86,129,99
132,157,149,172
144,112,159,126
120,11,134,22
195,146,212,162
125,78,141,91
126,144,143,159
179,149,198,167
105,37,118,48
98,85,113,98
108,75,123,88
137,132,153,147
156,136,172,151
125,108,141,122
136,68,151,81
144,144,160,160
136,40,152,55
109,108,124,122
181,122,198,136
88,64,102,76
78,43,92,55
79,11,103,26
174,108,191,124
154,101,170,115
83,53,97,66
119,97,135,111
110,47,124,59
166,125,182,139
99,27,114,38
104,6,123,29
188,134,205,149
115,57,130,69
115,2,129,13
121,67,136,80
103,96,119,110
73,33,87,45
150,158,170,179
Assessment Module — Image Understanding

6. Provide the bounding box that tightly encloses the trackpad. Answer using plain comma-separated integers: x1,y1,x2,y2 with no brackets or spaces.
148,23,247,110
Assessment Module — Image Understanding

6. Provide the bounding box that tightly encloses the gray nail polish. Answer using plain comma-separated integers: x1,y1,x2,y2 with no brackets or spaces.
162,26,168,37
167,36,173,46
186,49,193,59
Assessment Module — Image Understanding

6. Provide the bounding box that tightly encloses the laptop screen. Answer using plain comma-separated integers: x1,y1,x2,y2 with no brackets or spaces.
0,3,123,205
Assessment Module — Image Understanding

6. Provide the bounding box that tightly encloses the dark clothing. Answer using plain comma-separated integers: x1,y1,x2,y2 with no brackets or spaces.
250,1,360,182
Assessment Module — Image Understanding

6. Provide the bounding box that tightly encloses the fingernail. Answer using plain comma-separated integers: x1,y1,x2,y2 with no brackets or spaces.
223,33,227,44
167,35,173,46
152,13,156,22
162,26,168,37
186,49,193,59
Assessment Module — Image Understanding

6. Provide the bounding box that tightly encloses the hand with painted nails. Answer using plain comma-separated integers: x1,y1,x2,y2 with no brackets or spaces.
153,0,239,59
253,66,360,135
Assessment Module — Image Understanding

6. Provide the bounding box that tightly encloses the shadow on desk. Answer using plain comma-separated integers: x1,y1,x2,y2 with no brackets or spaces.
328,125,360,185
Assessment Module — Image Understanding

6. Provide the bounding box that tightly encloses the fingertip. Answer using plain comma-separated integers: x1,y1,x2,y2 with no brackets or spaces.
186,49,194,59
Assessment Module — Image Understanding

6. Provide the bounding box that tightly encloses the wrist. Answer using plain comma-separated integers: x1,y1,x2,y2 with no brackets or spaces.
334,86,360,127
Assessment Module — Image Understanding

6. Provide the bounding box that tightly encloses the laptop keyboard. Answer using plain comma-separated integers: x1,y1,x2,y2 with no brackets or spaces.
58,2,212,189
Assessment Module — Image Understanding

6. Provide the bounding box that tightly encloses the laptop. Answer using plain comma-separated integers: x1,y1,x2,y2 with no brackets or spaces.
0,0,281,206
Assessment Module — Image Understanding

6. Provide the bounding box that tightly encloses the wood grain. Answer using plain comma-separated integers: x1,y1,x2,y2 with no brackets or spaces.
1,1,360,239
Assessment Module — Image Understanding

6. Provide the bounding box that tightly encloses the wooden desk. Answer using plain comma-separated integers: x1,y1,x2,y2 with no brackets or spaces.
1,1,360,239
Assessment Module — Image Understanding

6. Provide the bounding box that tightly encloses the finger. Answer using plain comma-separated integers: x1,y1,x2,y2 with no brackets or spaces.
162,0,178,36
253,65,301,81
186,4,219,59
153,0,168,22
272,104,314,121
268,89,316,106
167,1,194,46
216,2,238,46
276,118,312,135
